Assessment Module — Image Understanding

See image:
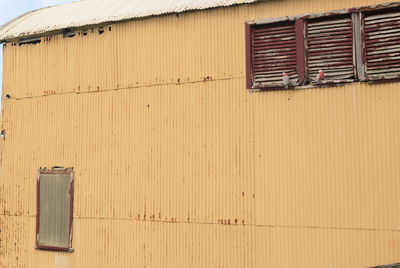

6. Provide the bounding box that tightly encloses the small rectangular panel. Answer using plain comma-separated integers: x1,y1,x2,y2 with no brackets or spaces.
38,173,71,249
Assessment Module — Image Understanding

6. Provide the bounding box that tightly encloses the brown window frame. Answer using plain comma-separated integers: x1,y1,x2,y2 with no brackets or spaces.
246,14,356,90
245,2,400,90
36,167,74,252
245,19,306,90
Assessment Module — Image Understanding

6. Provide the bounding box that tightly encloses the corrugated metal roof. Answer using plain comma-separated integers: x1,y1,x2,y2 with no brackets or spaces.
0,0,258,42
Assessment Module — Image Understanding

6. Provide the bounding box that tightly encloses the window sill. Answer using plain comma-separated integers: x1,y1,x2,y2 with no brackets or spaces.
36,246,74,252
364,77,400,85
249,76,400,91
249,80,350,91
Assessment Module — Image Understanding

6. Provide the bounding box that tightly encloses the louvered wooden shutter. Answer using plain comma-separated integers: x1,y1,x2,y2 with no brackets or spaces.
364,9,400,79
307,16,355,81
251,22,298,88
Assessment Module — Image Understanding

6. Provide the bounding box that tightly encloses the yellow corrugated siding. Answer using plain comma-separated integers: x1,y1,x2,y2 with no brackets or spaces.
1,0,400,267
2,217,400,267
4,0,393,99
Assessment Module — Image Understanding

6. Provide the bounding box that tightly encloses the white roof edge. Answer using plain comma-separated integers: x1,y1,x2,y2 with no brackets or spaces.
0,0,258,42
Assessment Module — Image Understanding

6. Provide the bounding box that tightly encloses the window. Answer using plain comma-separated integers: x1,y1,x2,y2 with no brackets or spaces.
363,8,400,80
245,4,400,90
36,167,74,251
306,15,355,82
249,21,298,88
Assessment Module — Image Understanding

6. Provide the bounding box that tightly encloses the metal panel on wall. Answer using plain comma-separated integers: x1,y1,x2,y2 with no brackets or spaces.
37,170,73,250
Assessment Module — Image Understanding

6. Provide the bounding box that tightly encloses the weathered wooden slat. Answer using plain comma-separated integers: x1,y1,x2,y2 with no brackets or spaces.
308,52,353,60
365,35,400,45
367,47,400,56
308,43,353,51
365,16,400,25
365,28,400,37
307,48,353,56
308,61,354,68
254,62,298,71
308,34,352,43
308,26,352,36
307,18,351,27
365,12,400,22
307,22,352,33
254,50,297,57
254,29,295,37
254,55,297,62
253,25,295,34
254,32,296,40
253,39,296,47
367,67,400,74
307,29,352,38
366,31,400,40
364,21,400,32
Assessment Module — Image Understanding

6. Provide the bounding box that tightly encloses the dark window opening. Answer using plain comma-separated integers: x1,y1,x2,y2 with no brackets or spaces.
17,38,41,46
63,28,75,38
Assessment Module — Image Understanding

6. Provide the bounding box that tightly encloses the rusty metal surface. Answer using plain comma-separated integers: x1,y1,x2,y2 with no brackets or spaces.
307,16,355,81
1,0,400,267
0,0,257,42
364,9,400,79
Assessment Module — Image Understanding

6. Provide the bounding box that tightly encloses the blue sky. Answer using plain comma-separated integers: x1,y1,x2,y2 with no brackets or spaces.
0,0,76,99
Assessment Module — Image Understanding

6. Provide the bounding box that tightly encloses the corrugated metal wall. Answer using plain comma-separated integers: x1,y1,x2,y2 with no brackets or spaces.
1,0,400,267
